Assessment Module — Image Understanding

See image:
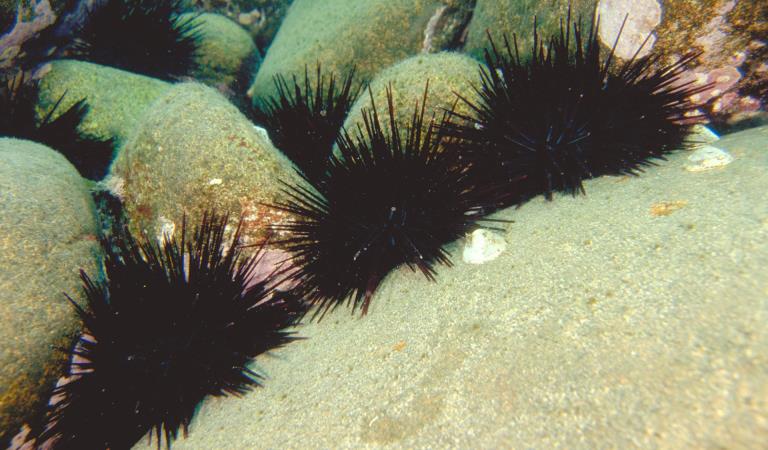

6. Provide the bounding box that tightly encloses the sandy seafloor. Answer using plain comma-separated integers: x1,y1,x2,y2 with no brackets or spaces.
135,126,768,449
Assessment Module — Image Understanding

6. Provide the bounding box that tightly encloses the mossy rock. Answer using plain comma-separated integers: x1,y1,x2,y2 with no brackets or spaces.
341,52,484,141
186,0,294,52
0,138,100,445
463,0,597,61
110,82,301,246
248,0,463,102
36,60,171,146
187,12,259,91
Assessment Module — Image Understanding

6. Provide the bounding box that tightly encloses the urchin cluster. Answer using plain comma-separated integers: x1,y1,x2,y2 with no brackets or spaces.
268,10,707,318
250,65,361,182
38,212,306,449
0,73,114,180
69,0,202,80
441,11,707,203
270,84,512,317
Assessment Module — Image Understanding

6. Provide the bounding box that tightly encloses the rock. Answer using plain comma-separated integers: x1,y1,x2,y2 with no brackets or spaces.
0,138,100,446
134,125,768,448
248,0,472,102
341,52,484,138
596,0,662,60
187,0,294,53
599,0,767,127
186,12,259,93
36,59,171,145
462,0,767,128
463,0,597,61
0,0,66,70
110,82,300,246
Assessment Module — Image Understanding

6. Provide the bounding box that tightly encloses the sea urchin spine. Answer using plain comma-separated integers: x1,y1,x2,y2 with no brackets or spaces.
270,83,512,318
38,212,307,449
442,9,709,203
250,64,362,182
69,0,202,80
0,73,114,180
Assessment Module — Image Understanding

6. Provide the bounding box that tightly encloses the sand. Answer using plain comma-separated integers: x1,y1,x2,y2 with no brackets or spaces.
134,125,768,449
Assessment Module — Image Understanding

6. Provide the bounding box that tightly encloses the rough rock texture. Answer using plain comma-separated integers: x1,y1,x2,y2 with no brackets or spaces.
188,12,259,94
463,0,597,61
36,59,171,145
463,0,767,128
38,60,171,146
341,52,483,138
187,0,293,52
0,0,66,69
110,82,300,247
0,138,100,446
248,0,474,102
135,126,767,449
648,0,767,127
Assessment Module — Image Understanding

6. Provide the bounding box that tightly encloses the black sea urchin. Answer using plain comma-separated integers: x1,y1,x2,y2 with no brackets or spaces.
38,212,306,449
442,11,707,203
250,65,361,182
270,84,511,317
69,0,202,80
0,74,114,180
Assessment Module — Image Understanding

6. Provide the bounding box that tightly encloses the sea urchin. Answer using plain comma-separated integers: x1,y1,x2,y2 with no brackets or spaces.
250,65,361,182
38,212,307,449
68,0,202,80
442,10,708,203
0,73,114,180
270,84,511,317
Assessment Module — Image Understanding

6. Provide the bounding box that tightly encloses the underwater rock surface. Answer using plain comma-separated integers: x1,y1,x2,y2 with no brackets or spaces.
0,0,68,70
110,82,300,246
464,0,597,61
341,51,483,136
188,0,293,52
187,12,258,92
133,126,768,449
464,0,767,128
36,60,171,145
248,0,471,101
0,138,99,445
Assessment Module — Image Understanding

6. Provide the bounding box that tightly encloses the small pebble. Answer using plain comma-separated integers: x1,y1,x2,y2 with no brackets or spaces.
650,200,688,217
685,145,734,172
238,13,254,25
462,229,507,264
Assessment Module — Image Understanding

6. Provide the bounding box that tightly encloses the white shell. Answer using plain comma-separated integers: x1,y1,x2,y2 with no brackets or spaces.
685,145,734,172
462,229,507,264
690,124,721,144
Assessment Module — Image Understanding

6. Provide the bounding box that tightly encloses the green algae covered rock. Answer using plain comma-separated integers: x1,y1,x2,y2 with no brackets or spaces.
463,0,597,61
341,52,484,140
187,12,259,91
0,138,100,445
186,0,294,52
248,0,466,102
36,60,171,146
110,82,300,246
